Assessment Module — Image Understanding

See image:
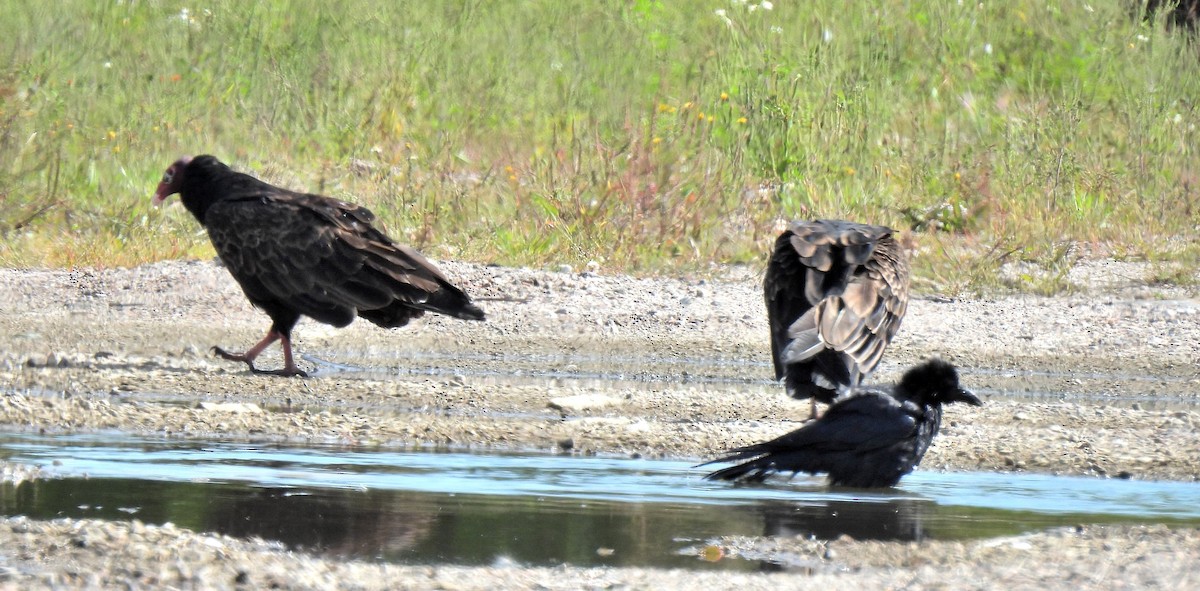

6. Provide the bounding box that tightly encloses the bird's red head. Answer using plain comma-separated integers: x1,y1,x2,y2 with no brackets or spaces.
152,155,194,206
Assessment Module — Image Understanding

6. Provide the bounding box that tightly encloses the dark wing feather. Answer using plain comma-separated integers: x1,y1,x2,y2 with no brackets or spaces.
703,392,917,482
206,198,360,328
293,193,485,323
204,189,483,332
764,219,911,402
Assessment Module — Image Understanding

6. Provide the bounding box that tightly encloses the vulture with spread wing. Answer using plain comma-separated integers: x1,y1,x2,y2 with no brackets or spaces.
153,155,485,376
765,220,910,415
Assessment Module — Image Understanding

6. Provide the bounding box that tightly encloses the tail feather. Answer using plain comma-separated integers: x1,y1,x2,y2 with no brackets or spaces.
419,286,486,321
784,370,838,399
352,237,486,322
703,458,774,483
358,284,485,329
700,445,778,482
702,445,826,483
783,349,853,403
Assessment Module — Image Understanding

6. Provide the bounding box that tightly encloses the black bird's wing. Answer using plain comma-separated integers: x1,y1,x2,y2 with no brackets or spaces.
703,392,917,482
774,393,916,450
205,190,483,330
765,220,910,402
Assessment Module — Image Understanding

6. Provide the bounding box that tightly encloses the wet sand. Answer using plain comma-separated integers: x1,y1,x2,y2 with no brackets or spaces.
1,260,1199,589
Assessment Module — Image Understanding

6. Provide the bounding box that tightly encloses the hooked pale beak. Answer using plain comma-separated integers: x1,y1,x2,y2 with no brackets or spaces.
152,155,192,206
152,185,171,206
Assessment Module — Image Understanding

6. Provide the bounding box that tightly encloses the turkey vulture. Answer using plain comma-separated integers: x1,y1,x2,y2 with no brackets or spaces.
703,358,981,488
152,155,485,377
764,219,911,416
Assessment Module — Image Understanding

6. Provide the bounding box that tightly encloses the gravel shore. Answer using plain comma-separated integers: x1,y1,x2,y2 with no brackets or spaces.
1,259,1199,589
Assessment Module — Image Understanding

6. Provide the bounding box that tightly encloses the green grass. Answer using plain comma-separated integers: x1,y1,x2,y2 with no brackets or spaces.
1,0,1198,292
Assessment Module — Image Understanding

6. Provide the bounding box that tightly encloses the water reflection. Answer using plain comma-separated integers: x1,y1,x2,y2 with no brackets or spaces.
209,487,435,559
758,497,934,542
0,477,762,570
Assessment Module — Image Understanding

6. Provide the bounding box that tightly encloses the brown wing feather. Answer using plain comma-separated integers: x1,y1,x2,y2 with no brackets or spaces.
205,189,483,331
766,219,911,402
206,199,359,328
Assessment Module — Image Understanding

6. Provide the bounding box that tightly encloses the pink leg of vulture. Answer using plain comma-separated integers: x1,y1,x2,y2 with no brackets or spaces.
212,330,308,377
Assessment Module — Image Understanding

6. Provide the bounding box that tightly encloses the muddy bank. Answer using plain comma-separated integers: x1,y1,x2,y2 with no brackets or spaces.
1,259,1199,588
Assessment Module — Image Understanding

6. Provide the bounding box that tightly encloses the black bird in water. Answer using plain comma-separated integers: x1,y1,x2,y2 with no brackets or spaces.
152,155,486,376
703,359,981,488
764,220,910,416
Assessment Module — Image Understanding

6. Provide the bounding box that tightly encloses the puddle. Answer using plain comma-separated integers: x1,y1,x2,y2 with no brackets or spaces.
2,432,1200,570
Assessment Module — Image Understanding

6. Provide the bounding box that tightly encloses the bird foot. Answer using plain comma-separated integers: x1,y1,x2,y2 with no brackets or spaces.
211,345,253,364
211,346,308,377
250,366,309,378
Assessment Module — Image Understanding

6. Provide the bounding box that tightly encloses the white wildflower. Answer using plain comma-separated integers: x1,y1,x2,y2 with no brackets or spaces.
173,7,201,28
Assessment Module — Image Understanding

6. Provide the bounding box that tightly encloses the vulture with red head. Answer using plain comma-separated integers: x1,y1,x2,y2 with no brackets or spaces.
153,155,485,376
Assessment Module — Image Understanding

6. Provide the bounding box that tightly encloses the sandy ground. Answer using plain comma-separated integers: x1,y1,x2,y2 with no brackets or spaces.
1,259,1199,589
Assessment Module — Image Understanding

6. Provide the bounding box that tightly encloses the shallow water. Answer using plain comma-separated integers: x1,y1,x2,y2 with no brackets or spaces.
2,432,1199,570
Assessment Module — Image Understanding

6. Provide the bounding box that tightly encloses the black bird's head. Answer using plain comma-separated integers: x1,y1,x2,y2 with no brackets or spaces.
896,358,982,407
152,155,237,222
